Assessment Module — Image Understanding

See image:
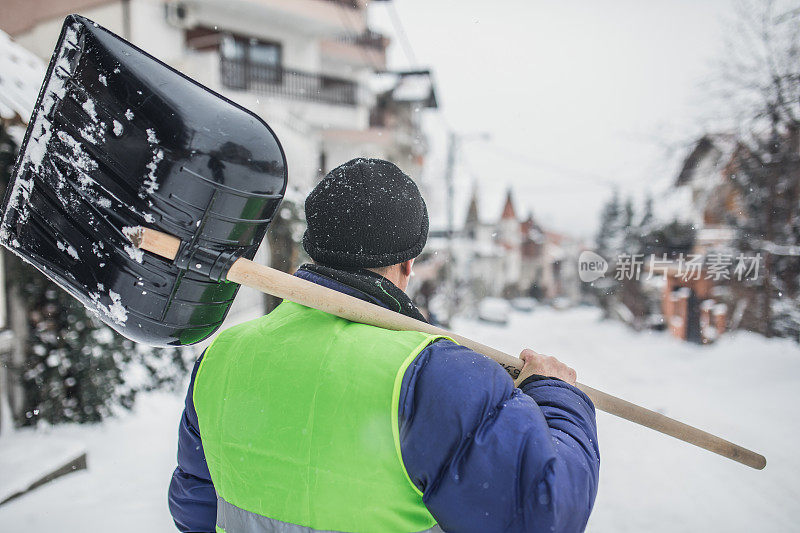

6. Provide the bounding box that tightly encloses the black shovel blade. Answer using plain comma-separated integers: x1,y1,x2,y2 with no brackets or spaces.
0,15,287,346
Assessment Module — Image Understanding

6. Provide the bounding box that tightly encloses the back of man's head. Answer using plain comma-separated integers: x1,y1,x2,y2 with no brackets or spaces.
302,158,429,269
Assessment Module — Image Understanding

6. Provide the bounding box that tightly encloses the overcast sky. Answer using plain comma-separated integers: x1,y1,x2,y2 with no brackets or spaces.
369,0,735,239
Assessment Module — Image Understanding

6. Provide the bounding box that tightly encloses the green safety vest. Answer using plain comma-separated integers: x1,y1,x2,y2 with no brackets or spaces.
193,301,447,533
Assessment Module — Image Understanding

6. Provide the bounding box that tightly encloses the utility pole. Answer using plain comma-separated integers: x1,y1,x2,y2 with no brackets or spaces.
444,132,457,325
445,132,457,243
442,131,490,325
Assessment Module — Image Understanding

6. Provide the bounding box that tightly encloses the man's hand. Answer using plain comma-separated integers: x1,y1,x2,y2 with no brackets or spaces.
514,348,577,387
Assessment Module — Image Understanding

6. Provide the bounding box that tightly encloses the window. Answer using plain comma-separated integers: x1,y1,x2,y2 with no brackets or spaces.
249,40,280,68
220,35,282,88
220,35,246,61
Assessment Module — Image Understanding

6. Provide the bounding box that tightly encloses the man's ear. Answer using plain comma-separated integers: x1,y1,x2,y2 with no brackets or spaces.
400,258,414,277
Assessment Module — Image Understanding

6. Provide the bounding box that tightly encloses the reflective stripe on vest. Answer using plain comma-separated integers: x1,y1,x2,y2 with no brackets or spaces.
216,497,444,533
194,301,449,533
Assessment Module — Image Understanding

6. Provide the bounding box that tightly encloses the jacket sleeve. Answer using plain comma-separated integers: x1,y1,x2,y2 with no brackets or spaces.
398,340,600,533
168,354,217,532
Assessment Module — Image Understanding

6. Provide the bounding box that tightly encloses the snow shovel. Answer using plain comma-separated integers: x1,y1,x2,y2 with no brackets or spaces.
0,16,766,471
0,14,287,346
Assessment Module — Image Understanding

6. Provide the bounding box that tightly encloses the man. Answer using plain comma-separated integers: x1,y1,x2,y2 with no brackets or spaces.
168,158,600,532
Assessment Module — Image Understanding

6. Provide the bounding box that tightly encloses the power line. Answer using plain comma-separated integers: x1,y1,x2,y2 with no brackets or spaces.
479,142,620,187
386,1,418,67
376,5,611,189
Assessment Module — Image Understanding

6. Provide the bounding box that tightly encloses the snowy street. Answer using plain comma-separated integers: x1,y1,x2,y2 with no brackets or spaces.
1,306,797,532
456,307,799,533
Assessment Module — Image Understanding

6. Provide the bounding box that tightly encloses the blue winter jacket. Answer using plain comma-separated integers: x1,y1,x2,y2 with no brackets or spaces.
168,271,600,532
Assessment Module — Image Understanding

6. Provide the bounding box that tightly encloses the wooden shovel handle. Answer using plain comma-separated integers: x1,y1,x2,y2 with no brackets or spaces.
132,228,767,470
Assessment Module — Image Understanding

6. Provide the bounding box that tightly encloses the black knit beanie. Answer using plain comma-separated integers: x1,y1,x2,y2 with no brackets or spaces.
302,158,429,268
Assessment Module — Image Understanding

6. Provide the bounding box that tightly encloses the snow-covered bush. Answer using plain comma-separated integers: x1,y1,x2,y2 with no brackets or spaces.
591,192,678,329
5,246,192,426
1,123,191,426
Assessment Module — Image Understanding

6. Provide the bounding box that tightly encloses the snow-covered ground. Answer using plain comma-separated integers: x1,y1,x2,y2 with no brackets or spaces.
0,306,797,532
0,392,183,531
455,307,799,533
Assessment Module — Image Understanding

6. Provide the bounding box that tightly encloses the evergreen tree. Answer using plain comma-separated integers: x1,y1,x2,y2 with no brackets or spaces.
593,191,693,328
621,197,641,254
596,189,624,258
639,195,654,230
639,220,696,258
731,127,800,339
593,191,625,318
12,261,134,423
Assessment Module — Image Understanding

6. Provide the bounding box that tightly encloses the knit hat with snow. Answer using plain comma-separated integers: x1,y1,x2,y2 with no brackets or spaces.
302,158,429,269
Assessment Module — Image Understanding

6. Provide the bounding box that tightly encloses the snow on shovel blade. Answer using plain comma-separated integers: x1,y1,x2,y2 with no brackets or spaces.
0,15,287,346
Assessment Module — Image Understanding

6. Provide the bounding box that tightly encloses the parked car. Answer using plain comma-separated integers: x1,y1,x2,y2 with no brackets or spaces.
478,298,511,325
550,297,572,310
510,297,536,313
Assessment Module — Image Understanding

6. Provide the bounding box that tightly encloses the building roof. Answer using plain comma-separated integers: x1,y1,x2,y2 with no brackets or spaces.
520,212,534,231
500,188,516,220
675,133,738,186
371,69,438,108
521,212,545,242
0,28,45,124
465,188,479,226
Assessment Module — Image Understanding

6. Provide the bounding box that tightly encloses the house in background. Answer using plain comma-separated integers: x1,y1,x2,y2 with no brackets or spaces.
0,0,438,327
495,190,523,293
673,133,746,254
426,186,583,312
655,133,749,343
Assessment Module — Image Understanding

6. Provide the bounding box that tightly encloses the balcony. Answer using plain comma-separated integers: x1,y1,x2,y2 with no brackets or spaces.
220,57,358,106
321,30,388,69
181,0,367,37
336,29,387,50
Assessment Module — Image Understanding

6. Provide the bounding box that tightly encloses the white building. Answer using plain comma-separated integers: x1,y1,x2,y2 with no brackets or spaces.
1,0,438,326
6,0,435,189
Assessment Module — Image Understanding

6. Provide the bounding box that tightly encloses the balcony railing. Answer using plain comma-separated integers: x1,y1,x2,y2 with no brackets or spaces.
220,58,358,106
336,30,387,50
